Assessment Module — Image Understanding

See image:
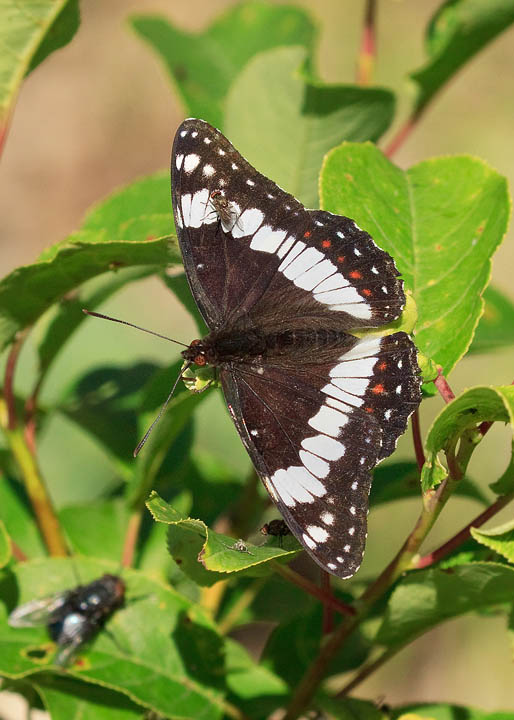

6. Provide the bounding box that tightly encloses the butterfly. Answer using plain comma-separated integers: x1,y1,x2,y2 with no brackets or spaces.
172,118,421,579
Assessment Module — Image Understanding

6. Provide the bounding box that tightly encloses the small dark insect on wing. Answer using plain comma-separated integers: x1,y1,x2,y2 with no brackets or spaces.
9,574,125,666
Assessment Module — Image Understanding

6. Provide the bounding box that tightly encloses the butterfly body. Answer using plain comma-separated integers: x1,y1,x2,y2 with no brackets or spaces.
172,118,421,579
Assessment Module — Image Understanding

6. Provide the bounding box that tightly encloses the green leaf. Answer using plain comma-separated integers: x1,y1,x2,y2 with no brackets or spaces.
319,696,386,720
377,562,514,647
0,518,11,568
225,46,395,208
224,638,288,717
37,266,158,378
471,520,514,564
422,385,514,491
320,145,510,374
392,703,514,720
410,0,514,115
59,500,129,561
0,557,227,719
262,605,370,688
161,272,207,335
370,462,488,508
33,673,142,720
0,173,176,353
130,2,315,128
0,474,46,557
469,285,514,354
0,0,79,131
147,492,299,587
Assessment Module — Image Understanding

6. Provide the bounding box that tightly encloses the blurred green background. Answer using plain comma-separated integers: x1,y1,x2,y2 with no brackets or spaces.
0,0,513,712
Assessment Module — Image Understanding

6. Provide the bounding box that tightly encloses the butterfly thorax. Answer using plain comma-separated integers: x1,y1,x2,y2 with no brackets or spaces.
182,328,354,367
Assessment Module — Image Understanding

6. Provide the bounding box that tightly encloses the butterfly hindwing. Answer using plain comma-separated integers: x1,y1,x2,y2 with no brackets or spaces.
220,332,420,578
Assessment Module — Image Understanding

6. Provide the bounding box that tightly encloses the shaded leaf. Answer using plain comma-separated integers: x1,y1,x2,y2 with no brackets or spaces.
225,46,395,207
59,500,130,561
161,271,207,335
422,385,514,491
130,2,315,128
410,0,514,115
0,174,176,352
224,638,288,718
469,285,514,354
38,266,158,377
147,492,299,587
319,696,386,720
0,0,79,132
321,144,510,375
370,461,488,508
471,520,514,564
33,673,142,720
392,703,514,720
377,562,514,647
0,519,11,568
262,604,370,687
0,557,227,719
0,474,46,558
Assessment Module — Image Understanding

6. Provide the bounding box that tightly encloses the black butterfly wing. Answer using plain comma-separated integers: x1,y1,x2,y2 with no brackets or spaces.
171,119,404,332
220,332,420,578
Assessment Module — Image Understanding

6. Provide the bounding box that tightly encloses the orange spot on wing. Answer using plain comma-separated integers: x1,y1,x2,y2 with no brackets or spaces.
349,270,362,279
362,288,372,296
371,383,384,395
322,239,331,248
337,255,345,263
378,362,387,370
304,230,312,238
365,406,374,413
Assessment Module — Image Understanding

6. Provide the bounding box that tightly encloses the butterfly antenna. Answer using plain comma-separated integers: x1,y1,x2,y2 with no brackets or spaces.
82,309,189,348
133,361,192,457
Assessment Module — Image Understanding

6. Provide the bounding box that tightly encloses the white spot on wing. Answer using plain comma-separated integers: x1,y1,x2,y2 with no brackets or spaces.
276,235,295,258
308,406,348,437
303,533,317,550
282,247,324,280
306,525,329,543
330,355,377,378
250,226,287,253
301,434,345,461
202,164,215,177
184,154,200,173
321,511,334,526
314,273,349,293
232,208,264,239
294,259,336,291
322,382,364,408
175,153,184,170
300,450,329,478
277,241,306,271
314,285,363,306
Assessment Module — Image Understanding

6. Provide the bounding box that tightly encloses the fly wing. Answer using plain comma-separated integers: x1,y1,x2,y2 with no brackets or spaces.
8,593,69,628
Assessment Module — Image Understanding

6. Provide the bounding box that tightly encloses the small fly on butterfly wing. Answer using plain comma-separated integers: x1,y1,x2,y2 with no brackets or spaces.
9,574,125,666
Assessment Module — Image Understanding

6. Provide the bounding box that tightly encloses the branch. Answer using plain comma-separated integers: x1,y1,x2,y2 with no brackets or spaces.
356,0,377,86
411,408,425,471
383,111,421,158
321,570,335,634
271,561,355,618
4,330,28,430
434,367,455,404
121,509,143,568
282,476,455,720
415,490,514,569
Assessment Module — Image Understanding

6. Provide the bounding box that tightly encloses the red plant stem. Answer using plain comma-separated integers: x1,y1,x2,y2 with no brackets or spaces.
3,331,27,429
11,540,28,563
411,408,425,471
434,367,455,404
415,491,514,569
383,111,421,158
121,509,143,568
357,0,377,86
271,561,355,617
321,570,335,634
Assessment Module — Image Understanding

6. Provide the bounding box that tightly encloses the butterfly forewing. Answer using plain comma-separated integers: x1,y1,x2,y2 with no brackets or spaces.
171,118,421,579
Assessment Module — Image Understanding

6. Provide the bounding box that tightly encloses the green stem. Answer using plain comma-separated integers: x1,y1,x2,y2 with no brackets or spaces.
1,404,67,556
356,0,377,86
282,476,455,720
